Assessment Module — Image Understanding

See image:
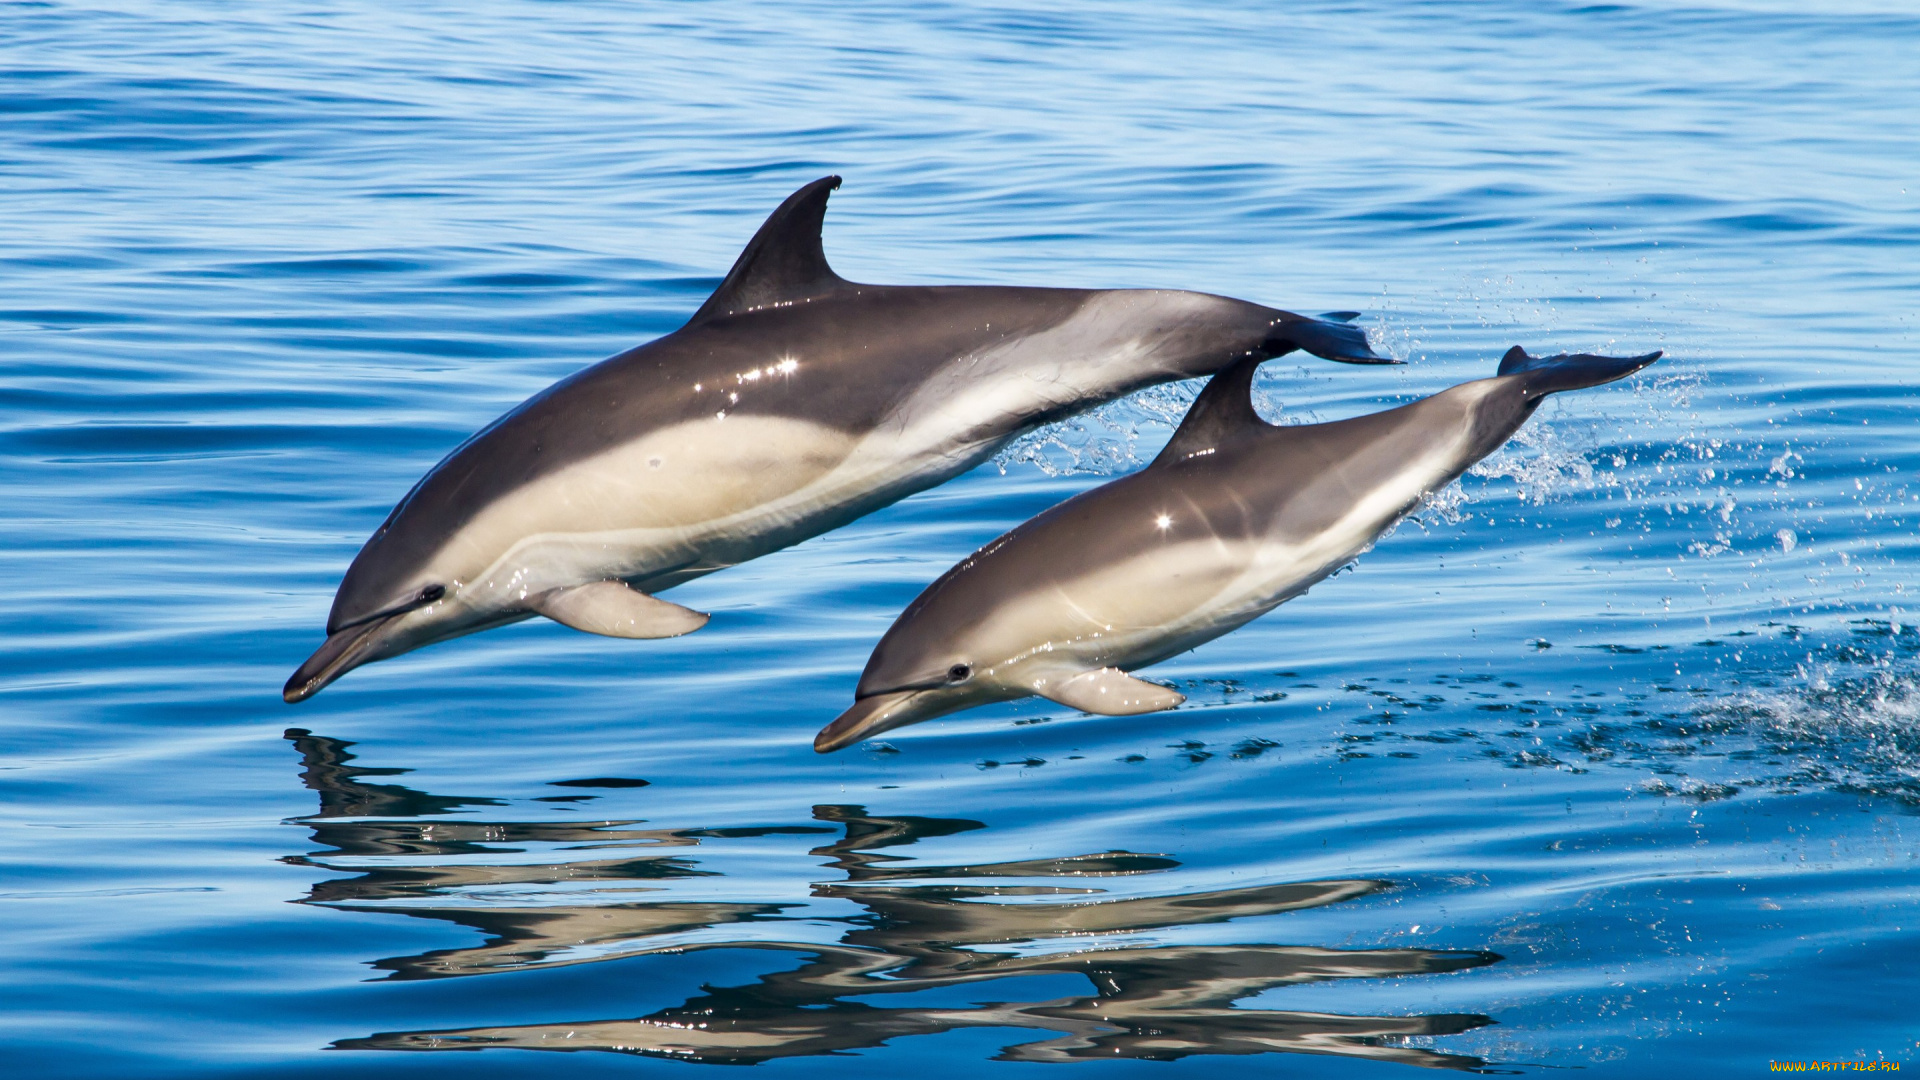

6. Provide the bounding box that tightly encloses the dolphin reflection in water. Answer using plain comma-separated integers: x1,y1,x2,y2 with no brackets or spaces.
283,732,1501,1068
817,345,1662,752
285,176,1392,702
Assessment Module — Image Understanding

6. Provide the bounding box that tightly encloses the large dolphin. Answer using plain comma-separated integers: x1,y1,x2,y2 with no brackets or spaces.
286,176,1392,702
816,345,1662,751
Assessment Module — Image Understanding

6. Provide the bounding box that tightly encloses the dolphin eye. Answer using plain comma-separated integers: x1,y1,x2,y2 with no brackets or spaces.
420,584,446,603
947,663,971,683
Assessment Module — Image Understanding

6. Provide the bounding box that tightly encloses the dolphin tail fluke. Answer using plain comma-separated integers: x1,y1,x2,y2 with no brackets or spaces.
1032,668,1185,716
1269,313,1401,366
1498,346,1663,398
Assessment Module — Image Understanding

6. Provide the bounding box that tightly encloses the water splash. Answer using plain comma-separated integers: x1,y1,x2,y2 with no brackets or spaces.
1467,422,1600,508
993,378,1205,478
1696,667,1920,802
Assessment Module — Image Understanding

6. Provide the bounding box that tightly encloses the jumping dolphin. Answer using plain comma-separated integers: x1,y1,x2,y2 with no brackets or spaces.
285,176,1393,702
815,345,1661,751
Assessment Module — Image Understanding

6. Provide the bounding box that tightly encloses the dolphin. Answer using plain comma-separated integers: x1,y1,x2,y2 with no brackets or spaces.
815,345,1662,751
285,175,1393,702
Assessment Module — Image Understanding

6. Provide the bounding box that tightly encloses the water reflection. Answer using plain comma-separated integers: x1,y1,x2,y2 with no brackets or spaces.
287,727,506,821
285,731,1501,1068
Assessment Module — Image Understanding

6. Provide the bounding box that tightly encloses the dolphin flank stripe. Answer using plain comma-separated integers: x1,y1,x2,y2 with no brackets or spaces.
286,177,1393,703
816,346,1662,751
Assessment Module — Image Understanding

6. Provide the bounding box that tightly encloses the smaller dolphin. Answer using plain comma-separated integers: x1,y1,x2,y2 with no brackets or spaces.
816,345,1661,752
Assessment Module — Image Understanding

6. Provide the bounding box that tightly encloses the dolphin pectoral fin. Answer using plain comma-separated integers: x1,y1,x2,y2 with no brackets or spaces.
530,581,710,639
1032,668,1185,716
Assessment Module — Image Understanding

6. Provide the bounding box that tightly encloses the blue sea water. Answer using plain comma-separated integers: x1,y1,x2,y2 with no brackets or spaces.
3,0,1918,1075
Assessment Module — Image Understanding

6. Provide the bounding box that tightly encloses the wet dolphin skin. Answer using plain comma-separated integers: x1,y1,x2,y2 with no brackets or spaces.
286,176,1392,702
818,346,1662,751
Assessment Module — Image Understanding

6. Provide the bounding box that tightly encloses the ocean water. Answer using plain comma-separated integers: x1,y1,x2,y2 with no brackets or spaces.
3,1,1917,1075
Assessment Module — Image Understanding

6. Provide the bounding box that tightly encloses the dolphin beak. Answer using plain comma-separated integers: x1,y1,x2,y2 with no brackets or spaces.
283,617,394,703
814,690,929,753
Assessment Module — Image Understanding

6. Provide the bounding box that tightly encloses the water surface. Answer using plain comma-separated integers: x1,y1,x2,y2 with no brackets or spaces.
3,1,1918,1075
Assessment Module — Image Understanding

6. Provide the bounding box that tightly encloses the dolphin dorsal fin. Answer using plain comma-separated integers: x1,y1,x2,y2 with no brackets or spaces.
1497,345,1536,375
690,175,849,324
1150,355,1268,467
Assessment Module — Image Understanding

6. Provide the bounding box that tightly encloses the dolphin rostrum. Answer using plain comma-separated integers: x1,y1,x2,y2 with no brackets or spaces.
286,176,1393,702
815,345,1662,752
